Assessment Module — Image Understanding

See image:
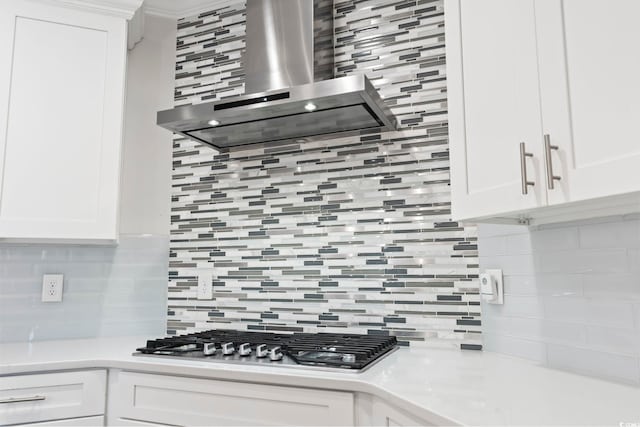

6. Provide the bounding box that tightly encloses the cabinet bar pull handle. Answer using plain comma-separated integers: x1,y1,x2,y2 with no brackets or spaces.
519,142,535,195
543,134,561,189
0,395,46,404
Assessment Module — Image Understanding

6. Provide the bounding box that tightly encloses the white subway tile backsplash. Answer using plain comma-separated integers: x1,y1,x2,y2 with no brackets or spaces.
1,263,38,277
634,303,640,329
485,316,587,346
477,236,507,257
0,235,168,342
543,296,634,328
502,275,538,295
543,296,587,323
1,247,71,262
533,274,583,297
546,343,640,385
581,273,640,299
585,325,640,355
535,248,628,274
579,219,640,249
530,226,580,252
482,333,547,363
628,249,640,273
480,217,640,384
505,233,533,255
477,223,530,239
534,319,587,345
106,263,167,279
487,295,544,318
538,215,624,229
36,262,108,278
480,254,536,275
586,300,635,328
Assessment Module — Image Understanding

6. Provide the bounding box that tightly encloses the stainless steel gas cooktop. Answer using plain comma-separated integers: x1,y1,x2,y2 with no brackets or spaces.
134,330,398,372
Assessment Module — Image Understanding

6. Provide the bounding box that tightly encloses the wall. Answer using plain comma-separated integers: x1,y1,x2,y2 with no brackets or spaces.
168,0,480,349
0,14,175,343
479,215,640,384
120,14,175,235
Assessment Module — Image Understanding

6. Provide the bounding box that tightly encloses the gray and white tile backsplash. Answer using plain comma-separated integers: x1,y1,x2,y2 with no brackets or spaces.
0,235,168,342
480,215,640,384
168,0,481,349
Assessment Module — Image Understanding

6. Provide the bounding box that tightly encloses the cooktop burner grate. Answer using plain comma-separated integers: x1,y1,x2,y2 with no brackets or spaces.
135,330,398,371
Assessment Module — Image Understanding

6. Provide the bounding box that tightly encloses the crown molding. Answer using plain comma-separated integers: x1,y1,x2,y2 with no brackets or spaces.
144,0,242,19
128,3,145,49
48,0,144,19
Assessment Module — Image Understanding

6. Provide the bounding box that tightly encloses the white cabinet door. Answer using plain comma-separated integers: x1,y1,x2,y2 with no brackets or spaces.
371,398,437,427
534,0,640,205
446,0,547,221
110,371,354,426
0,0,126,241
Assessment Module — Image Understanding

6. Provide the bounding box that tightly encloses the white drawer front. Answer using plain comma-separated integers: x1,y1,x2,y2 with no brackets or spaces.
110,418,171,426
18,415,104,426
115,371,354,426
0,370,106,425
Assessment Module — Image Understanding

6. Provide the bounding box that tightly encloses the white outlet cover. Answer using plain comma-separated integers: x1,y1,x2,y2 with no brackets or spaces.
41,274,64,302
197,270,213,300
481,269,504,305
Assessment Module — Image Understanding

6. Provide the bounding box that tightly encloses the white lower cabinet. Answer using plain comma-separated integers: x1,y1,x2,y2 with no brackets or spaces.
354,393,446,427
372,400,434,427
107,371,355,426
355,393,450,427
0,370,106,426
2,370,445,427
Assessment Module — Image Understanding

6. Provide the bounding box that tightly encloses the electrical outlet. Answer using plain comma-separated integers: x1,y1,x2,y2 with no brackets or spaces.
41,274,64,302
197,270,213,300
480,269,504,305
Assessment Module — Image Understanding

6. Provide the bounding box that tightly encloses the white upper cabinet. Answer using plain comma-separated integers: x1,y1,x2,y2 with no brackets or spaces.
446,0,546,220
0,0,130,242
446,0,640,224
535,0,640,205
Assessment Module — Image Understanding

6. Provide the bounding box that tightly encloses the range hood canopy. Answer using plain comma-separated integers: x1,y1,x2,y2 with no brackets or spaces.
157,0,397,150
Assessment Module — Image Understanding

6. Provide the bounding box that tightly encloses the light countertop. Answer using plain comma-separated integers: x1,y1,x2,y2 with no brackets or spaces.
1,336,639,426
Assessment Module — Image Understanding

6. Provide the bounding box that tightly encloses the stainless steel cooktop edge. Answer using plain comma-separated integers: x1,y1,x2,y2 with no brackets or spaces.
131,346,399,374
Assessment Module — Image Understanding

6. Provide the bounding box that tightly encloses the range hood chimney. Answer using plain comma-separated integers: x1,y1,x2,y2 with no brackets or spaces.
157,0,397,150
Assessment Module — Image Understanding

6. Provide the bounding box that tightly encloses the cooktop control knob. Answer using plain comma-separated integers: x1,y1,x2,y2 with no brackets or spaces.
269,346,283,361
221,342,235,355
342,353,356,363
256,344,268,358
238,343,252,356
203,342,217,356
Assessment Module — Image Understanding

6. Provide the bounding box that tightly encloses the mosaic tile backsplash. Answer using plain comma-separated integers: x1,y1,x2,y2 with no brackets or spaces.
168,0,480,348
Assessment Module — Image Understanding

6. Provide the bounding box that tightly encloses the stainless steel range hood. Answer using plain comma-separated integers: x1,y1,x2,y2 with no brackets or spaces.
156,0,397,150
